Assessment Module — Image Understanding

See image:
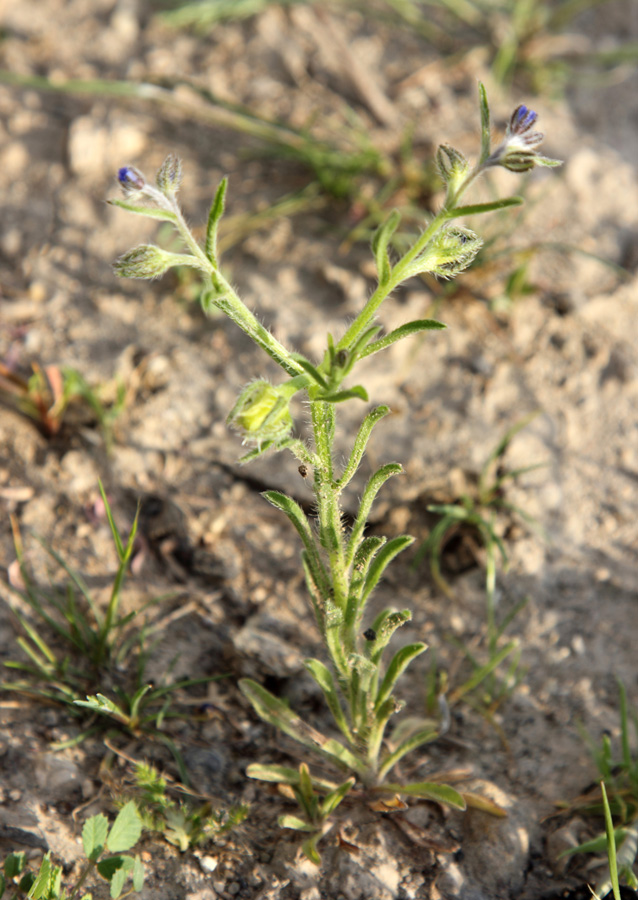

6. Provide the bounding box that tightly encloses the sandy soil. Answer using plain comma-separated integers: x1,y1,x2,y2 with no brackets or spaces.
1,1,638,898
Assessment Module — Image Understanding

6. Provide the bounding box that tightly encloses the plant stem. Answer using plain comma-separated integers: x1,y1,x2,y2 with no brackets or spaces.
336,162,484,355
171,203,305,379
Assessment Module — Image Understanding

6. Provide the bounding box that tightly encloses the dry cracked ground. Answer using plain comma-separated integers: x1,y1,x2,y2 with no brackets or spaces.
1,1,638,898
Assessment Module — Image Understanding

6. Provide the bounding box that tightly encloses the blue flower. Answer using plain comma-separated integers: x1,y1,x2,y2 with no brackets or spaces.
485,104,559,174
118,166,145,192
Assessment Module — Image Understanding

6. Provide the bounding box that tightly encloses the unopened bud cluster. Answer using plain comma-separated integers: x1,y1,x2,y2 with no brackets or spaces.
228,380,293,446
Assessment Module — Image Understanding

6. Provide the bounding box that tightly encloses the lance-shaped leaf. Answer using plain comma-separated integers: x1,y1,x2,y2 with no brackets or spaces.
446,196,523,218
205,176,227,267
368,609,412,665
239,679,367,777
347,463,403,566
352,535,386,583
375,642,427,711
279,814,315,833
348,325,383,363
478,82,491,164
108,198,178,223
304,658,353,743
263,491,328,590
338,406,390,490
321,775,356,817
378,726,439,782
371,209,401,285
361,534,414,603
290,355,329,391
462,791,508,817
318,386,369,404
302,831,323,865
374,781,466,810
74,693,128,723
247,763,340,793
367,696,403,764
448,640,518,705
359,320,446,360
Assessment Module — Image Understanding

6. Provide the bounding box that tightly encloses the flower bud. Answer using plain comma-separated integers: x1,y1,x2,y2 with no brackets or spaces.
422,226,483,279
156,154,182,196
118,166,145,192
436,144,470,195
228,380,293,445
113,244,176,279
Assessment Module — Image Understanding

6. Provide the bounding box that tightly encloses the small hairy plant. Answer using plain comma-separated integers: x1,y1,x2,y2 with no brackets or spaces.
111,85,559,850
0,802,144,900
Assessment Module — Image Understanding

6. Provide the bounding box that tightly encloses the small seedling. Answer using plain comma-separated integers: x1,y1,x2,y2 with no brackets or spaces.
1,485,220,774
246,761,354,864
122,760,249,852
413,414,547,716
0,802,144,900
0,361,124,444
560,682,638,894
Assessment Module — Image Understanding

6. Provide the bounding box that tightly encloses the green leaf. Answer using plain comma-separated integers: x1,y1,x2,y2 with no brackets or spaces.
301,832,323,865
371,209,401,285
602,781,622,900
132,855,144,893
347,464,403,567
321,777,356,817
448,640,518,704
367,608,409,658
462,791,508,817
352,536,386,584
108,198,178,223
4,852,27,879
338,406,391,490
205,176,227,267
375,642,427,710
297,762,316,812
360,319,446,359
74,694,128,723
27,854,51,900
290,356,329,390
100,856,135,900
278,814,314,832
559,831,626,858
83,814,109,860
362,534,414,603
106,801,142,853
240,679,367,776
304,658,353,742
262,492,328,597
478,82,491,164
376,781,466,809
246,763,339,793
446,197,523,218
318,386,369,404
